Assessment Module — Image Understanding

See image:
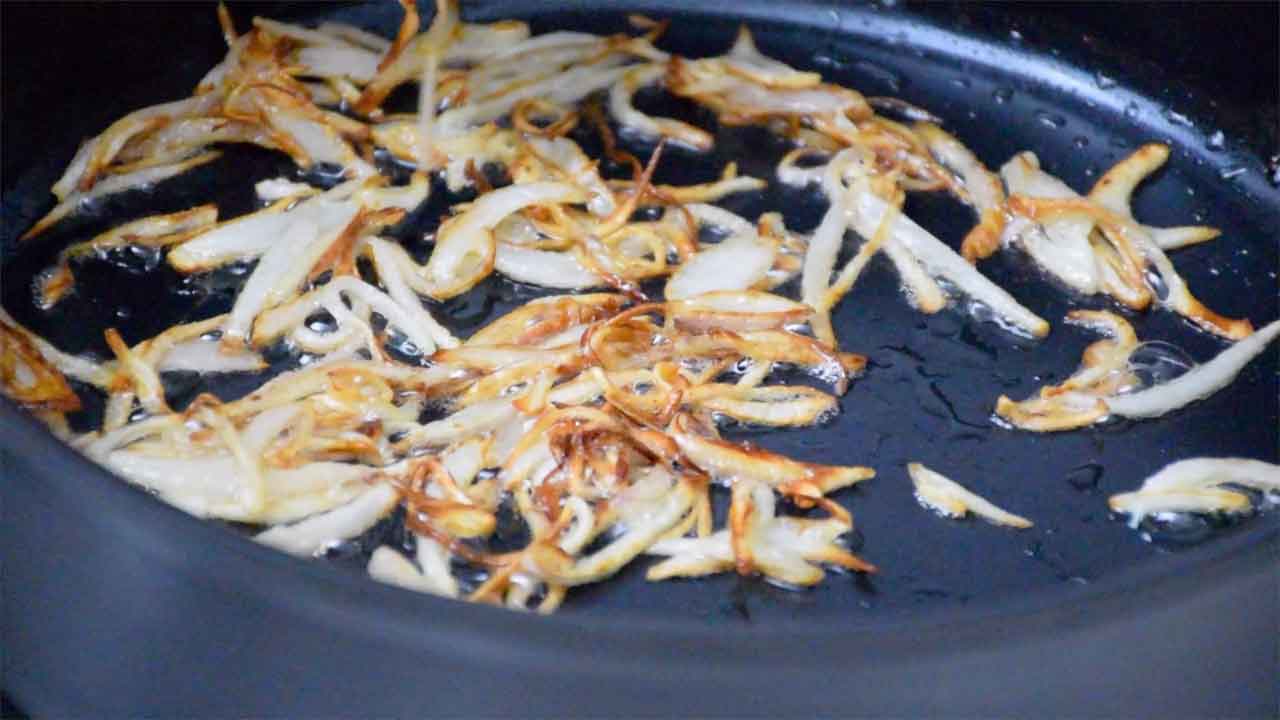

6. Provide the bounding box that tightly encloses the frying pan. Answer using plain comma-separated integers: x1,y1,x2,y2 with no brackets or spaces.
2,1,1277,716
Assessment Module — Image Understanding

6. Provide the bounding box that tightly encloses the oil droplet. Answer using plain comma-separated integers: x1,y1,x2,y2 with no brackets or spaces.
115,306,133,320
1034,110,1065,129
1084,165,1098,177
1023,540,1043,558
1094,72,1116,89
1185,186,1196,197
1140,513,1216,547
1267,154,1280,187
1065,463,1104,492
1127,341,1195,389
1009,29,1024,42
992,87,1013,104
1072,136,1089,149
1206,130,1226,150
1218,165,1246,180
1123,101,1140,120
950,77,972,89
853,60,901,93
1143,270,1170,302
812,52,847,71
1164,109,1192,127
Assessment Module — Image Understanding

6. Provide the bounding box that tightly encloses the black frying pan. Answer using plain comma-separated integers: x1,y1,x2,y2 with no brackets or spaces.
2,1,1277,716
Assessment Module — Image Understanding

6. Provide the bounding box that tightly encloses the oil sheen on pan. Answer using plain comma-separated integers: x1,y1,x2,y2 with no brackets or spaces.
1,0,1276,622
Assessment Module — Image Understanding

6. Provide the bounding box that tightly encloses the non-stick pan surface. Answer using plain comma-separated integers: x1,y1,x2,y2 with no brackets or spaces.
2,1,1277,716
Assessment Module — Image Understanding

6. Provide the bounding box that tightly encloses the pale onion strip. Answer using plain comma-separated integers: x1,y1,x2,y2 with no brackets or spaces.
50,96,210,200
170,176,370,273
0,309,114,388
103,453,372,524
252,276,444,358
522,136,616,217
167,199,300,272
850,189,1049,337
1114,214,1251,339
665,236,775,300
368,238,460,352
436,62,631,137
111,118,277,171
803,151,946,315
670,417,874,492
612,168,765,204
194,405,267,514
689,384,837,427
1106,319,1280,419
252,87,375,177
776,147,830,189
223,217,326,345
1136,457,1280,494
469,41,614,102
258,178,319,202
466,293,625,346
317,22,393,53
416,535,461,595
609,64,713,151
61,205,219,259
399,399,519,450
880,235,948,314
253,17,362,48
1109,457,1280,526
420,182,586,298
647,480,868,586
440,438,487,491
907,462,1032,528
103,329,168,415
817,201,893,313
296,45,382,83
417,50,439,170
914,122,1003,211
255,483,400,556
800,182,850,310
102,393,136,432
80,414,184,459
353,173,430,211
684,203,757,239
999,152,1101,293
21,151,223,242
668,290,811,332
486,30,600,64
158,341,264,375
352,0,459,115
367,543,458,597
1149,226,1221,251
721,26,821,88
530,480,695,586
443,21,533,65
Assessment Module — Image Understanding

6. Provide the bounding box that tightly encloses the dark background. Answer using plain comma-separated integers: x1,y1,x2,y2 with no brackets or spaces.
2,2,1277,188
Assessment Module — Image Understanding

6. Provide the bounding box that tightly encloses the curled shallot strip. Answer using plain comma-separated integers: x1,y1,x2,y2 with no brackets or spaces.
998,316,1278,431
1109,457,1280,527
908,463,1032,528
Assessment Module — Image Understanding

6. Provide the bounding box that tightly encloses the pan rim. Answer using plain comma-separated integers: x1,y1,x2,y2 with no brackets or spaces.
2,0,1276,672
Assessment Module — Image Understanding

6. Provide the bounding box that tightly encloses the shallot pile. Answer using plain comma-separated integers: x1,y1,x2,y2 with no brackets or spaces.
4,0,1276,612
